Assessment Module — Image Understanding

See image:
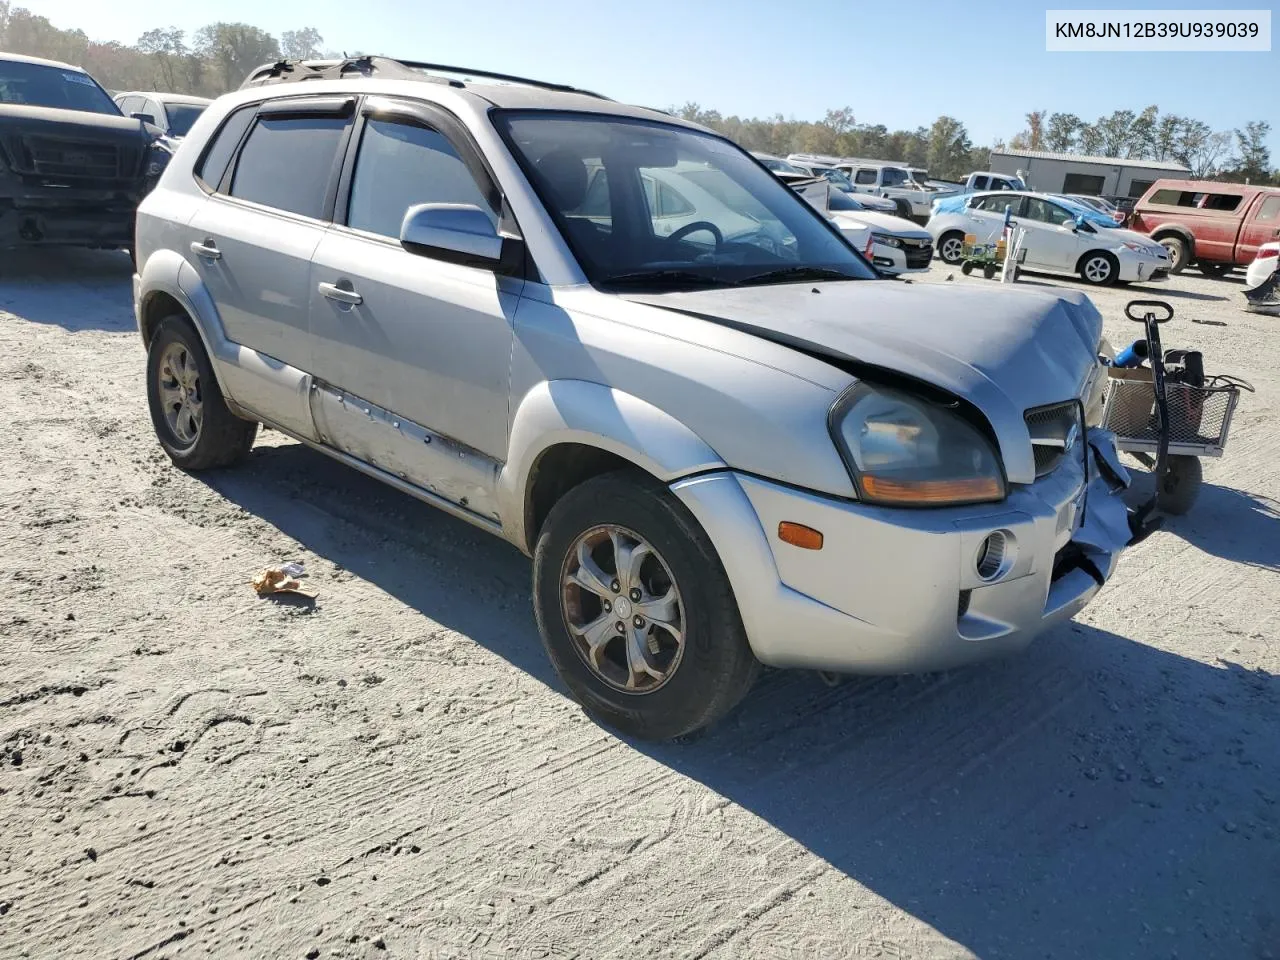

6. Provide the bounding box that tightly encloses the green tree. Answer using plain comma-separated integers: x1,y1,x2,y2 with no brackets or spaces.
194,22,279,92
280,27,323,60
926,115,972,180
137,27,187,90
1231,121,1272,183
1044,113,1082,152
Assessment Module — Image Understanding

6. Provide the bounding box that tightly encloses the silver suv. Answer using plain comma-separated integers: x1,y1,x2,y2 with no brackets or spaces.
133,58,1136,740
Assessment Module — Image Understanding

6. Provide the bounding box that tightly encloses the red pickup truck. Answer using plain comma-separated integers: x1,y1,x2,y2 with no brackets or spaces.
1130,179,1280,276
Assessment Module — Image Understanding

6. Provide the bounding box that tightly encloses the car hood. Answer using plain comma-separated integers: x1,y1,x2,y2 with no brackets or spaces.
832,210,931,236
1099,226,1164,252
625,280,1105,483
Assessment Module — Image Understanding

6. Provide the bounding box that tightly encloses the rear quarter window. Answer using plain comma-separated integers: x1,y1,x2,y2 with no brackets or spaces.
196,106,256,192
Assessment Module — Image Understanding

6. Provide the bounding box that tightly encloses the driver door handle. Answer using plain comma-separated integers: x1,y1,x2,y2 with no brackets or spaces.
190,239,221,260
318,281,363,306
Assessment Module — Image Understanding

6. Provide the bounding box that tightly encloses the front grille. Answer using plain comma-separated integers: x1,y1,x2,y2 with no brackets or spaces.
17,136,141,182
903,240,933,268
1025,401,1083,478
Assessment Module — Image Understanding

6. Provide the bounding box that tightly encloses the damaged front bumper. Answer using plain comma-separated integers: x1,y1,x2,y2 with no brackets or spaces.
0,182,142,250
671,428,1132,674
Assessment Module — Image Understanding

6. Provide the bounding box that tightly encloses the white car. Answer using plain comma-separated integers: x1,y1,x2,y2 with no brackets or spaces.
928,191,1170,286
825,190,933,274
1243,241,1279,314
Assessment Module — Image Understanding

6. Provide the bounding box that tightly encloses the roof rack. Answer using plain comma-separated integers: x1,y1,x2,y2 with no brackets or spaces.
239,55,611,100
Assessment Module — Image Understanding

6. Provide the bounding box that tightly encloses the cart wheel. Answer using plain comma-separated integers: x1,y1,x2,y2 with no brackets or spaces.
982,263,997,280
960,261,974,276
1157,456,1202,515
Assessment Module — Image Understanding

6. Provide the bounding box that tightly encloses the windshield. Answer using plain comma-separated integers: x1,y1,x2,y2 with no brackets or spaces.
164,102,206,137
0,60,119,115
497,112,876,289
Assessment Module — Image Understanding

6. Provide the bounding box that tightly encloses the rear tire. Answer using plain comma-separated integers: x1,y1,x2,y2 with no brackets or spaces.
893,198,912,220
938,231,965,265
1158,235,1190,274
533,471,759,741
146,314,257,470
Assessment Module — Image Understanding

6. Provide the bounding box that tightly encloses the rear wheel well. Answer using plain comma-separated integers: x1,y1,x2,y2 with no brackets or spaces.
139,291,187,347
524,443,636,553
1152,228,1194,252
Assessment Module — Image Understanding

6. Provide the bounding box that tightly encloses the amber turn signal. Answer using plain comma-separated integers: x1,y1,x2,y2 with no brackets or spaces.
778,521,823,550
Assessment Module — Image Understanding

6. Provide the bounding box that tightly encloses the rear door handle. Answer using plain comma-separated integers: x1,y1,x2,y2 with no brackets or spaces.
190,239,221,260
318,281,363,306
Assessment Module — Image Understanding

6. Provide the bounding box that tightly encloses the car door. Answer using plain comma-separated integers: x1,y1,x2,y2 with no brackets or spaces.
184,96,353,431
964,194,1012,242
1019,196,1086,271
305,96,521,517
1236,194,1280,262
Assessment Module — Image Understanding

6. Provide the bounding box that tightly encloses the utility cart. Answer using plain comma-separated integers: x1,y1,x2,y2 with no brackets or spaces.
1103,300,1252,517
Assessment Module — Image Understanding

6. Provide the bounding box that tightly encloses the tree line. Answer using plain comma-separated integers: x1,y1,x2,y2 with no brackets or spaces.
2,2,1273,185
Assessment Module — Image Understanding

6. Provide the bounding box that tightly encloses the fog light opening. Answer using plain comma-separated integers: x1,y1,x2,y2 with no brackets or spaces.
975,531,1012,582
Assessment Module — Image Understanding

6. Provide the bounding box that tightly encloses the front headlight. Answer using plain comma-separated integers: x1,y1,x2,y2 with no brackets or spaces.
1122,241,1162,258
830,384,1006,506
871,232,903,249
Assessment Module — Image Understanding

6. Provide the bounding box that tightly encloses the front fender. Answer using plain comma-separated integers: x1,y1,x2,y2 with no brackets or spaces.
497,379,725,551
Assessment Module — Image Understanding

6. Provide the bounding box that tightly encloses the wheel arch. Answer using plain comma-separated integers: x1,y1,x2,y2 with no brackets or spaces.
1075,248,1119,275
1149,224,1196,256
500,380,726,555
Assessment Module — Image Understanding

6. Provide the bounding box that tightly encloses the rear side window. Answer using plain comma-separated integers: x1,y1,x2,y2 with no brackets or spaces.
854,168,877,185
1149,188,1242,212
196,106,255,191
346,118,496,238
230,116,349,219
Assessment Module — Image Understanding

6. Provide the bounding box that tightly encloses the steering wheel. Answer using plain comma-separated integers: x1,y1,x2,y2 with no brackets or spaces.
667,220,723,249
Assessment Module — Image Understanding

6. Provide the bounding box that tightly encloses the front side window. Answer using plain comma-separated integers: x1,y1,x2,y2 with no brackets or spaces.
1256,196,1280,222
497,111,875,288
881,167,909,187
229,115,349,219
972,176,989,190
1024,197,1075,226
347,118,495,239
0,60,119,115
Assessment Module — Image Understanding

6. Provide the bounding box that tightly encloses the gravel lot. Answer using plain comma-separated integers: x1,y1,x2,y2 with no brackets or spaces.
1,250,1277,960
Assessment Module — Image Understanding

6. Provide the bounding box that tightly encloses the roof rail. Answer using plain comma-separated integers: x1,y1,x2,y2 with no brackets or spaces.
238,55,611,100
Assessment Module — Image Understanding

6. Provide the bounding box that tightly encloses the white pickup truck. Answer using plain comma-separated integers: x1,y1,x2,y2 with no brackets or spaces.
789,156,962,221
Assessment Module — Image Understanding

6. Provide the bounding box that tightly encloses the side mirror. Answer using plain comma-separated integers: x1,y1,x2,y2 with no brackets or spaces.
131,113,158,126
400,203,504,268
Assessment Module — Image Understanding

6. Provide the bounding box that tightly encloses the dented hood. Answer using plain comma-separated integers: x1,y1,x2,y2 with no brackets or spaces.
626,280,1105,483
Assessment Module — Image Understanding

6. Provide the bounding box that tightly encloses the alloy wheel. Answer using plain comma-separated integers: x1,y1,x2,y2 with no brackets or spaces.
940,236,964,263
157,341,203,446
560,524,686,693
1084,256,1112,283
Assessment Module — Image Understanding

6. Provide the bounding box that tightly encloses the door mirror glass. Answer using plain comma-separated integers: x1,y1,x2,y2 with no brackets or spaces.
132,113,158,125
400,203,503,267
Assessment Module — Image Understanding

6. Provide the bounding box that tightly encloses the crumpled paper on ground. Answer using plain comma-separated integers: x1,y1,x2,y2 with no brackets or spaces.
252,562,316,599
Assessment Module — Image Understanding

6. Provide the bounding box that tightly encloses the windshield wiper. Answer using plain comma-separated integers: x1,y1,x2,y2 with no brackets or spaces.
738,266,862,286
598,269,738,290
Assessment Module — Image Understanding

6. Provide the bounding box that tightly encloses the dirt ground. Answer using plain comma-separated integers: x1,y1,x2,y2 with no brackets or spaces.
1,249,1277,960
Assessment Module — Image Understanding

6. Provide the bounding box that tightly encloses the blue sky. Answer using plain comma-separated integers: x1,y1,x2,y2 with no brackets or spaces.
39,0,1280,156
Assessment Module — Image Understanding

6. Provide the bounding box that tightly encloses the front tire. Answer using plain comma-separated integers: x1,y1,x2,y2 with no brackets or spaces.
146,314,257,470
533,471,759,740
1079,251,1119,286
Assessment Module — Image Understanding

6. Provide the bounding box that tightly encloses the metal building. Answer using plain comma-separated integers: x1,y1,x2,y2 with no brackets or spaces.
988,149,1190,200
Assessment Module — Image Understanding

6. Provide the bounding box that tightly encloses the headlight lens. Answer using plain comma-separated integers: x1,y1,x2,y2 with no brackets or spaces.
831,384,1006,506
871,232,903,248
1122,241,1162,257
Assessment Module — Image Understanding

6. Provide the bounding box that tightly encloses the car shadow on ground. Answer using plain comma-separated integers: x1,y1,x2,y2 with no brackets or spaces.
197,439,1279,960
0,248,136,332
